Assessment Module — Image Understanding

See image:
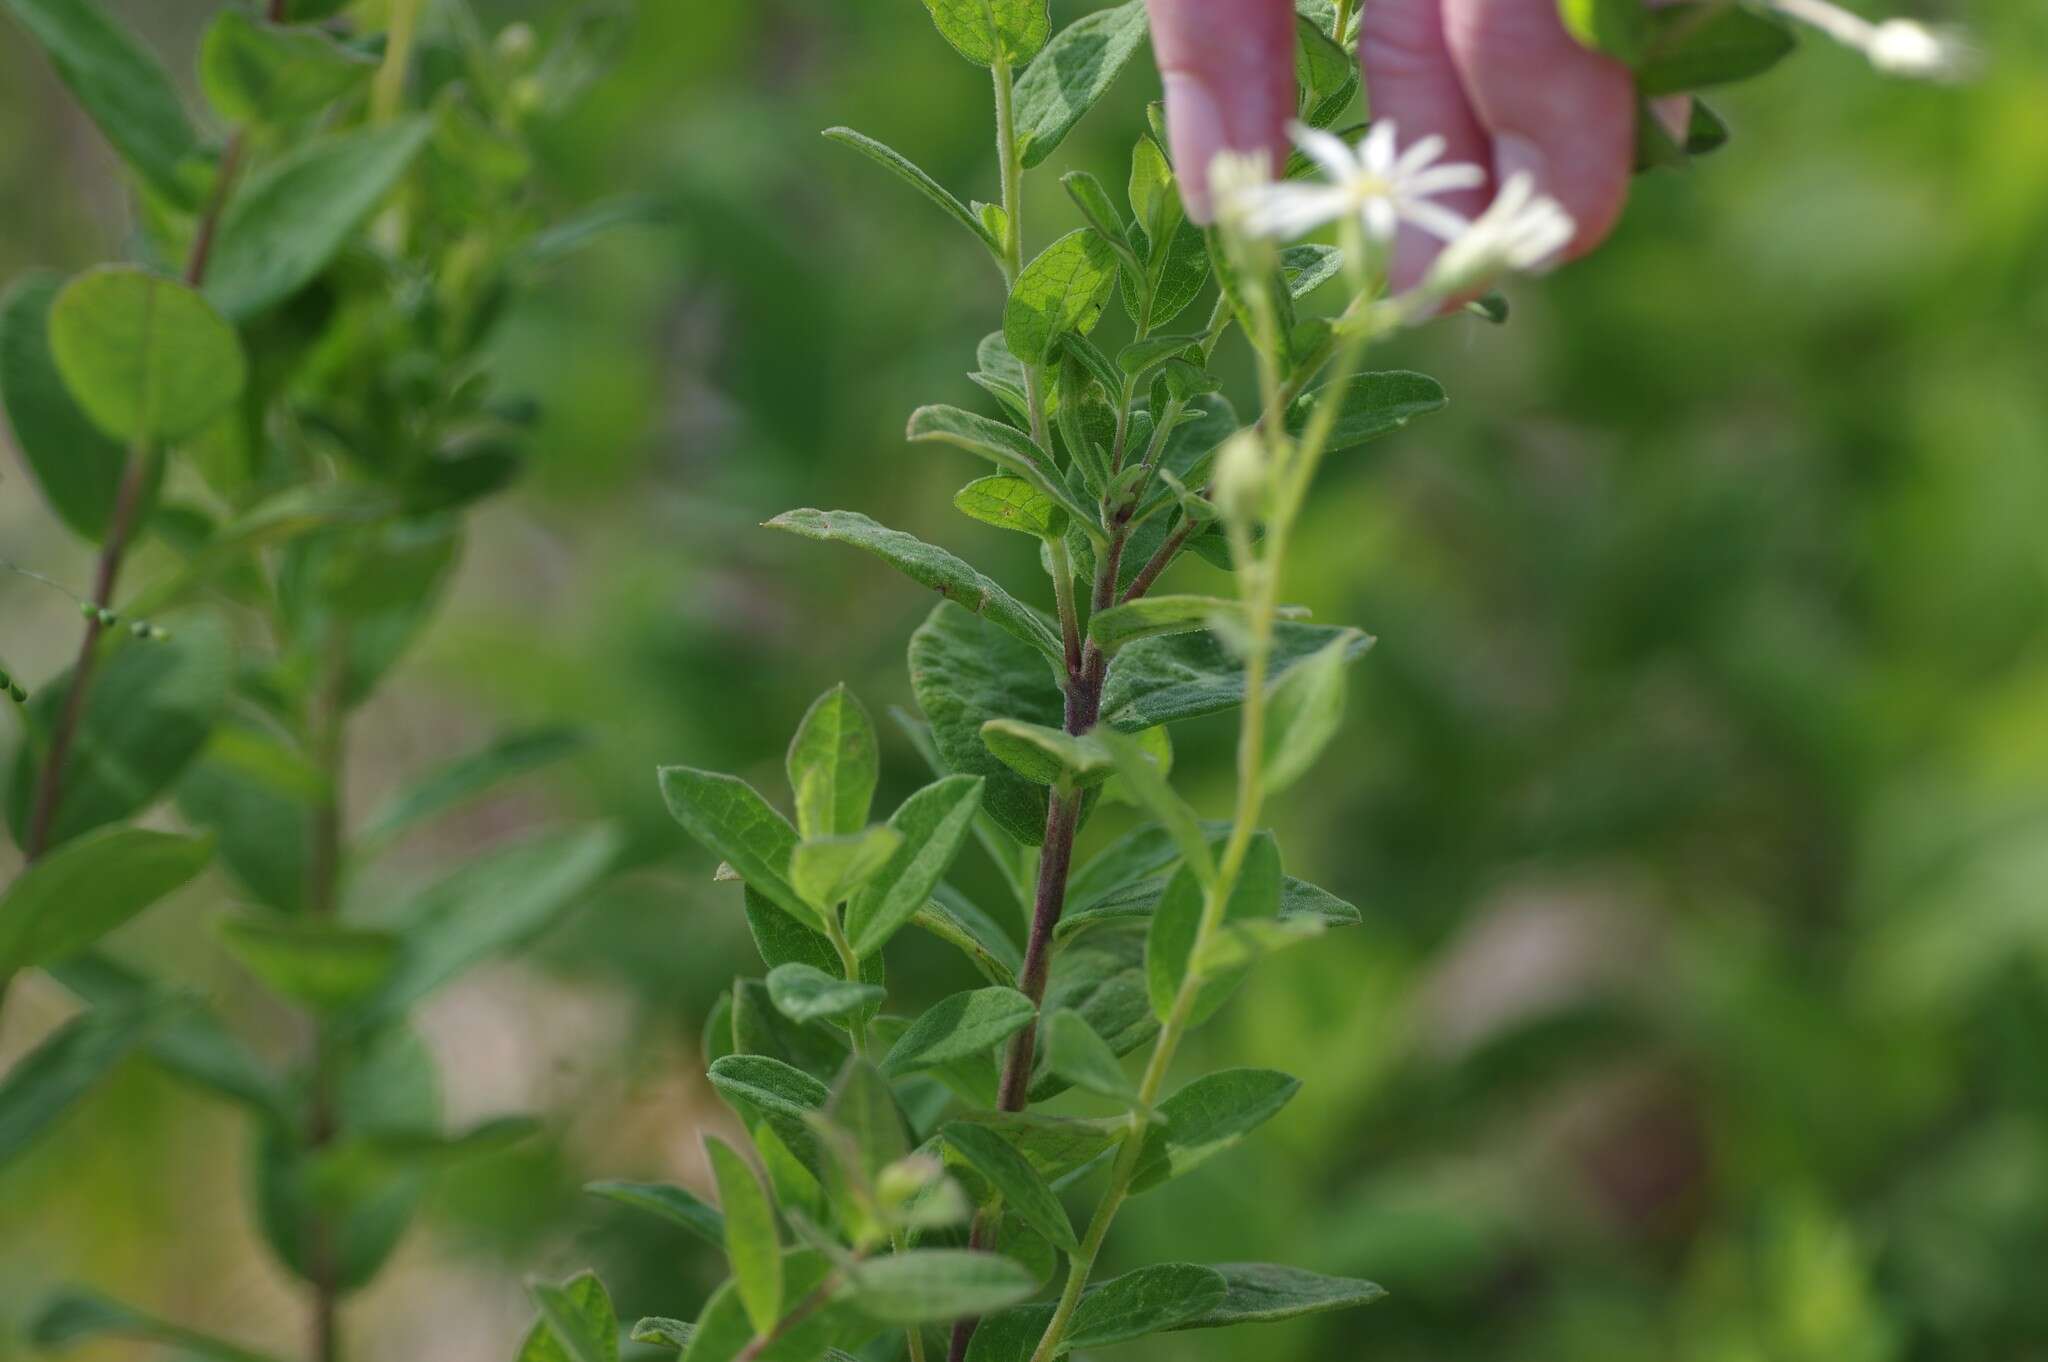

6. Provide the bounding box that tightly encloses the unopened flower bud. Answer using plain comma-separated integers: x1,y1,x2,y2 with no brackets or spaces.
1211,431,1269,524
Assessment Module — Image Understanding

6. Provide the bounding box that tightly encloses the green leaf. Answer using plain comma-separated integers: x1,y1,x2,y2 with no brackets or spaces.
363,824,618,1019
8,613,232,850
846,1250,1038,1325
359,725,586,846
0,272,129,539
908,602,1065,846
918,0,1049,66
823,127,999,257
48,266,246,444
1028,930,1155,1104
1281,243,1343,299
913,886,1022,987
734,976,850,1082
963,1262,1229,1360
1131,1068,1301,1193
787,684,879,841
743,887,886,1001
769,509,1063,666
1124,217,1210,331
705,1136,784,1335
206,118,432,319
1262,630,1360,793
1296,11,1359,126
251,1025,436,1291
766,963,886,1025
0,0,202,205
1171,1262,1388,1329
846,775,986,957
947,1109,1123,1184
583,1180,725,1248
942,1122,1078,1252
1145,832,1281,1024
1014,1,1149,168
175,723,316,913
28,1287,288,1362
216,918,399,1013
790,825,902,911
199,8,372,126
660,765,818,927
1088,595,1262,655
1095,728,1213,887
1042,1008,1137,1104
1060,857,1361,943
1284,371,1447,454
1558,0,1647,62
0,998,161,1168
0,827,210,982
667,1251,856,1362
1638,4,1797,95
49,953,290,1122
708,1055,832,1176
1099,622,1373,731
954,474,1067,540
1068,1262,1228,1347
879,987,1037,1077
1004,228,1119,367
527,1271,620,1362
980,718,1112,788
907,405,1100,535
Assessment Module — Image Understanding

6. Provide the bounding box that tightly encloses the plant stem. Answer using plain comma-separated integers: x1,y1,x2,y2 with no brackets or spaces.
1019,263,1382,1362
371,0,421,124
21,101,251,860
303,634,350,1362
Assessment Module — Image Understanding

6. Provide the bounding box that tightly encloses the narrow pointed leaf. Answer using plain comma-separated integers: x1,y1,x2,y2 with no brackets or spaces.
527,1271,619,1362
0,0,202,205
1262,630,1359,793
1042,1008,1137,1104
705,1136,784,1335
845,1249,1037,1325
880,987,1037,1078
1131,1068,1301,1193
205,118,432,319
765,963,886,1025
660,766,817,927
0,827,211,981
980,718,1112,787
787,685,879,840
769,510,1062,665
28,1287,288,1362
823,127,999,255
583,1180,725,1248
1283,371,1447,454
942,1121,1079,1252
847,774,986,957
1171,1262,1388,1328
789,825,902,912
954,475,1066,540
907,405,1099,533
1099,622,1373,731
1014,1,1150,168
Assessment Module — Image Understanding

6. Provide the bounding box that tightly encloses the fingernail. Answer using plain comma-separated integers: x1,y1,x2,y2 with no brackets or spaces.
1494,132,1547,192
1161,70,1225,224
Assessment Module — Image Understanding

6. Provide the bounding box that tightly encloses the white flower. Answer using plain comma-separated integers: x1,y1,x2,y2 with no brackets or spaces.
1217,119,1485,245
1866,19,1978,80
1421,173,1576,297
1208,148,1277,234
1764,0,1978,81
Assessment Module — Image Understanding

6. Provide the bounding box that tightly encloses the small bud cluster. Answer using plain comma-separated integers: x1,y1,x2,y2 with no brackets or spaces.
75,599,169,641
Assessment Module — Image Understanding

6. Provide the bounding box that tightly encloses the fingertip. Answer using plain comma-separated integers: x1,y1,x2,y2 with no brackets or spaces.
1443,0,1636,260
1145,0,1294,226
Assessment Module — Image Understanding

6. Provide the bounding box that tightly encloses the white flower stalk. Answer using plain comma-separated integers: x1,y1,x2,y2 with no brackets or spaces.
1216,119,1485,245
1418,172,1577,300
1765,0,1980,80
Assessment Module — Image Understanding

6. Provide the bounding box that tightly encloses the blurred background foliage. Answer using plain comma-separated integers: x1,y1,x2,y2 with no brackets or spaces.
4,0,2047,1359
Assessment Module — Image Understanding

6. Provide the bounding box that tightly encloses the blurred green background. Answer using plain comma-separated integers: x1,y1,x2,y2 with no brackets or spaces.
5,1,2047,1359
